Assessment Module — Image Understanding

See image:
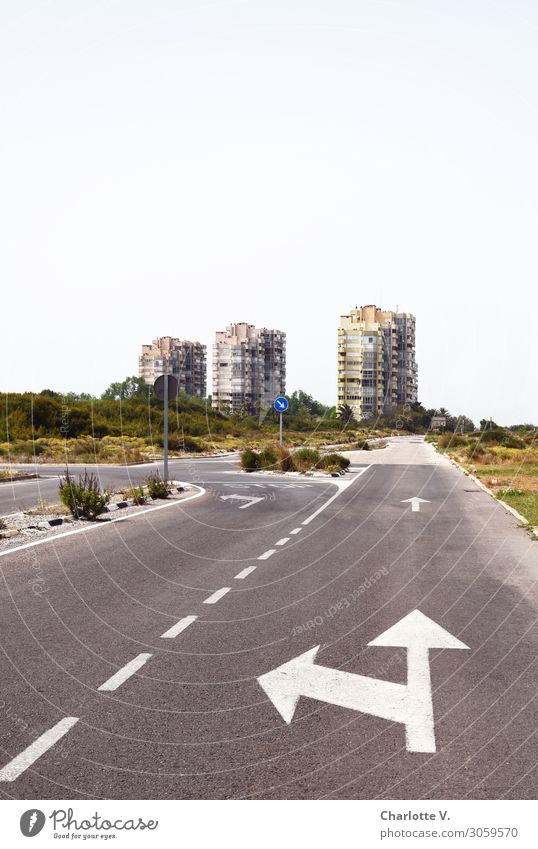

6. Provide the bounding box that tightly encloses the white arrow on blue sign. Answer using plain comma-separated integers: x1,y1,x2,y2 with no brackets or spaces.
274,396,289,412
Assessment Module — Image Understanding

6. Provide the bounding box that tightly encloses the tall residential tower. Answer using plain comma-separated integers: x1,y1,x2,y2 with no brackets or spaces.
337,305,417,419
212,322,286,413
139,336,207,397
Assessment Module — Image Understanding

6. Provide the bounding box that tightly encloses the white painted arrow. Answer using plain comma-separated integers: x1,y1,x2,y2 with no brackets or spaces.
401,496,430,512
220,494,264,509
257,609,469,752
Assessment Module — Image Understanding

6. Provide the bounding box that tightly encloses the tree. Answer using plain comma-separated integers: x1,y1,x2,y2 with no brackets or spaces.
288,390,331,418
452,415,475,433
101,376,149,401
337,403,356,424
479,418,498,431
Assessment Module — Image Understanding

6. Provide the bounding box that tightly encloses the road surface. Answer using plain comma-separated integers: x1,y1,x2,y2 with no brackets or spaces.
0,455,239,516
0,437,536,799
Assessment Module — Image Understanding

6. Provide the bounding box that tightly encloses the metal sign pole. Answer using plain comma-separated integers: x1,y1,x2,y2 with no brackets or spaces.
274,396,288,447
163,365,169,481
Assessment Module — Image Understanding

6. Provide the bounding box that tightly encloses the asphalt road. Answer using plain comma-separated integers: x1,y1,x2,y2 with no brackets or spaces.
0,437,536,799
0,455,240,516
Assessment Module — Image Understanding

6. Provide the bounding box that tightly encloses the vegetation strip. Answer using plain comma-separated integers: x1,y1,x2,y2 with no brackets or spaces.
0,485,205,557
427,426,537,528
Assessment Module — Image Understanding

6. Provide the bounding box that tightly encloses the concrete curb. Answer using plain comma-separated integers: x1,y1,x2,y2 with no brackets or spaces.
17,481,188,531
443,453,532,528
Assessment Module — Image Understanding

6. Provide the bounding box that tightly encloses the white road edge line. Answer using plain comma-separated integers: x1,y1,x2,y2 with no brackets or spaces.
0,716,79,782
0,484,206,558
258,549,276,560
160,615,198,639
301,466,371,526
203,587,231,604
98,653,152,692
290,528,302,535
234,566,257,580
275,537,290,546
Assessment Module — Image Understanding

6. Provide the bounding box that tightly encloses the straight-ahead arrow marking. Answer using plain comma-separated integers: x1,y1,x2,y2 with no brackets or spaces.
401,496,430,512
257,610,469,753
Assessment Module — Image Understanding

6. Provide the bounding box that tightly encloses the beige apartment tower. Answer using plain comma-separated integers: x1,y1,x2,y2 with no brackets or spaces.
139,337,207,398
212,322,286,413
337,305,417,419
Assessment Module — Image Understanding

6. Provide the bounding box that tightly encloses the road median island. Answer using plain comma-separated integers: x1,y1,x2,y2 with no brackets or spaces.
0,481,204,555
239,445,351,476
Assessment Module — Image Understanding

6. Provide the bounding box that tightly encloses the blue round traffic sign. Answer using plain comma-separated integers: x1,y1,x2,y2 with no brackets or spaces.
274,396,289,412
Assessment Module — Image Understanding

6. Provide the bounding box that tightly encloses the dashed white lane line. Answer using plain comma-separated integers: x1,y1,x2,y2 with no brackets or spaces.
0,717,79,782
203,587,231,604
275,537,290,546
290,528,302,535
98,653,152,692
160,615,198,639
234,566,257,580
258,549,276,560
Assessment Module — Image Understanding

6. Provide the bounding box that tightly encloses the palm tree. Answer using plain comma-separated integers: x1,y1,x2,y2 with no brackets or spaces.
337,403,356,423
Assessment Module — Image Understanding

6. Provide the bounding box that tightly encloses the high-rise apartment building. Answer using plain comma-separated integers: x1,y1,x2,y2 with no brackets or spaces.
337,305,417,419
139,337,207,398
212,323,286,413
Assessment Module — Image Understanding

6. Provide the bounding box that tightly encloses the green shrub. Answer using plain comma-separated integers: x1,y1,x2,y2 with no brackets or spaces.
465,442,486,460
146,473,170,499
259,445,278,470
0,518,6,530
183,435,205,452
58,470,110,519
13,440,46,457
291,448,321,472
480,429,525,448
124,484,146,505
278,446,294,472
438,433,468,450
240,448,260,472
318,452,350,471
168,434,205,452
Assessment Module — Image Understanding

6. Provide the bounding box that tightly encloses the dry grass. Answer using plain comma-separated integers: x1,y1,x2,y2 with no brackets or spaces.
25,499,70,516
432,431,538,527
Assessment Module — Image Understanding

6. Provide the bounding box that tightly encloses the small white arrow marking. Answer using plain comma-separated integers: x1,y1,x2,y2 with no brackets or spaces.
257,610,469,752
401,496,430,512
220,495,264,509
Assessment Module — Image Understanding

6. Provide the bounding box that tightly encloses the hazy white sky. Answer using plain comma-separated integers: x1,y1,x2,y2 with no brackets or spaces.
1,0,537,424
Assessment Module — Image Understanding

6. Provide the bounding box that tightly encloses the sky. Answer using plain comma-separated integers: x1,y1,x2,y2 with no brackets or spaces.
1,0,537,425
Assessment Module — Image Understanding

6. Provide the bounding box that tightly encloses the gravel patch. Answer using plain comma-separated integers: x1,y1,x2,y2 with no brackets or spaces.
0,485,194,554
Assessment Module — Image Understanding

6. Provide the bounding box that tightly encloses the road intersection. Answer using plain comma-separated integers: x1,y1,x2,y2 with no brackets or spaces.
0,437,536,798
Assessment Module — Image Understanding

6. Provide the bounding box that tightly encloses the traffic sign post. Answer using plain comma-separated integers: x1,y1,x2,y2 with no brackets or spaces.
273,396,289,447
154,372,179,481
163,370,168,481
